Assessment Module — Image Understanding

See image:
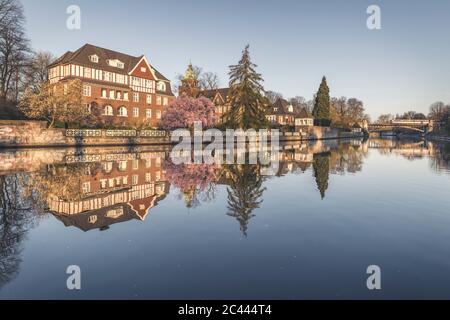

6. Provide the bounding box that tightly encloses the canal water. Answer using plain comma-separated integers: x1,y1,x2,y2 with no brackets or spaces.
0,138,449,299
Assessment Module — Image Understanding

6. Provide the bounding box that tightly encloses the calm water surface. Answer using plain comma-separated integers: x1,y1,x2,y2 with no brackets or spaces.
0,138,449,299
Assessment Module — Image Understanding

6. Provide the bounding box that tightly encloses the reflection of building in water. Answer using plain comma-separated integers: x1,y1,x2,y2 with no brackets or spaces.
368,139,436,159
275,147,314,176
48,155,170,231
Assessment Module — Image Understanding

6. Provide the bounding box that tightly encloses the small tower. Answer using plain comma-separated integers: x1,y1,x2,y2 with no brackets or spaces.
179,62,199,97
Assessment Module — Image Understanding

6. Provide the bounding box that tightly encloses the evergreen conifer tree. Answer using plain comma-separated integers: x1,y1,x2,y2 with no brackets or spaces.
224,45,268,129
313,76,331,126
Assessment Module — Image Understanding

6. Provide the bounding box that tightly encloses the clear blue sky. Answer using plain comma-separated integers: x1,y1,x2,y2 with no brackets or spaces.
21,0,450,119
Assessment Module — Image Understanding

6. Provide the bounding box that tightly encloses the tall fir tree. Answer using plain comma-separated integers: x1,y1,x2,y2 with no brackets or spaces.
224,45,268,129
313,152,330,200
313,76,331,126
224,164,266,237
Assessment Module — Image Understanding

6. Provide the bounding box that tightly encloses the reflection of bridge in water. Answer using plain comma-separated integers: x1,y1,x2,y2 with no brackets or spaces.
368,139,436,158
369,120,434,135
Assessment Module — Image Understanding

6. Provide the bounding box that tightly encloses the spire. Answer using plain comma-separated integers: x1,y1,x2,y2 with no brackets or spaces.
183,61,196,81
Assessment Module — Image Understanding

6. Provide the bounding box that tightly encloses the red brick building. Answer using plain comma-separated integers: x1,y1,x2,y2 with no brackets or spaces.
48,44,174,128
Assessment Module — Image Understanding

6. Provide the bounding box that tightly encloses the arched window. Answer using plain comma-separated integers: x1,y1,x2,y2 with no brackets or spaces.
103,105,113,116
157,81,166,92
118,106,128,117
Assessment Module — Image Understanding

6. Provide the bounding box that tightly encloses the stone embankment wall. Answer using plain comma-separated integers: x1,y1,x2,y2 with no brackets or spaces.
0,121,364,148
0,120,169,148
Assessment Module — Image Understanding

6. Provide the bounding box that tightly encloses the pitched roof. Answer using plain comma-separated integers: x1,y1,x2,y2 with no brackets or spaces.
49,44,171,82
267,98,313,118
297,107,312,119
267,98,295,115
198,88,231,101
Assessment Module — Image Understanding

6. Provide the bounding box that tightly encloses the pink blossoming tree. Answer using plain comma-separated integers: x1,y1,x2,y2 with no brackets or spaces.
160,94,217,130
164,160,219,208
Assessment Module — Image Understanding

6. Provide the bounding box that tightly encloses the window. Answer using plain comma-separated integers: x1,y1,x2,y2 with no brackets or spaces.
145,173,152,183
108,59,124,69
156,110,162,120
145,79,153,89
132,175,138,185
109,90,115,99
157,81,166,92
133,92,139,102
141,67,147,72
89,55,99,63
146,109,152,119
101,89,107,98
84,103,92,114
118,161,127,171
118,106,128,117
116,74,125,84
88,215,98,224
84,68,91,78
104,71,112,82
82,85,91,97
163,97,168,106
82,182,91,194
132,160,139,170
156,96,162,105
133,107,139,118
146,94,152,104
123,92,129,101
103,105,113,116
156,171,161,181
116,91,122,100
102,162,113,173
132,76,140,86
100,180,107,189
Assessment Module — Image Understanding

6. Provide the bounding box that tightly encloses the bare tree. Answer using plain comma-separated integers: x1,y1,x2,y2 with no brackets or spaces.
0,0,31,102
23,51,55,93
265,91,283,104
377,113,394,123
199,71,220,90
429,102,448,121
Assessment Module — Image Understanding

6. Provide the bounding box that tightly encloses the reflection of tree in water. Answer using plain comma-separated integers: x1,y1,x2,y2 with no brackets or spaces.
164,161,218,208
430,143,450,173
222,165,266,237
0,163,89,290
0,174,45,290
313,152,330,200
22,163,94,203
329,142,367,174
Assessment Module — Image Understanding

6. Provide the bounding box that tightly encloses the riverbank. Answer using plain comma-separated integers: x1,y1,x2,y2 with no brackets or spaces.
427,134,450,143
0,120,364,148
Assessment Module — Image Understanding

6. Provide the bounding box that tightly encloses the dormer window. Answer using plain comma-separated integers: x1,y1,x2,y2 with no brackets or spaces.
288,105,294,112
274,108,278,112
107,59,124,69
157,81,166,92
89,55,99,63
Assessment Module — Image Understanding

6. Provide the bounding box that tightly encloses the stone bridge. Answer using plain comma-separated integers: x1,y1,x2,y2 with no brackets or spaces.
369,119,434,135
